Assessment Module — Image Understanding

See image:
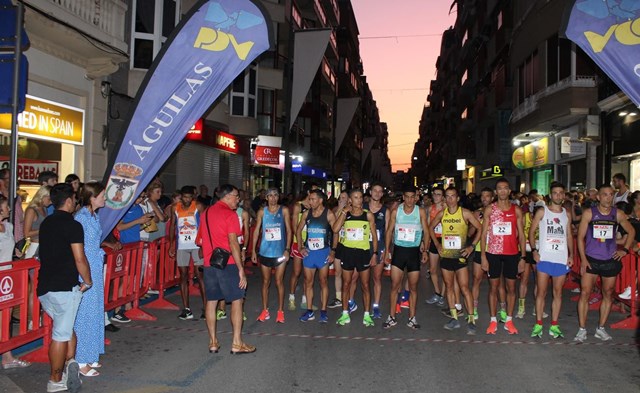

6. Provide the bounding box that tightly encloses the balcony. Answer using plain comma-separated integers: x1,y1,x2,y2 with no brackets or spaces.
24,0,128,77
320,0,339,25
322,57,336,90
510,76,598,135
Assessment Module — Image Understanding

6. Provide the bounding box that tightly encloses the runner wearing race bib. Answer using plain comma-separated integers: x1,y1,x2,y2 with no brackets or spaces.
528,182,573,339
288,184,317,312
251,188,292,324
364,182,389,320
516,201,541,320
429,187,482,334
169,186,206,321
383,185,429,330
575,184,635,342
296,190,338,323
329,191,350,311
426,187,446,307
480,178,526,336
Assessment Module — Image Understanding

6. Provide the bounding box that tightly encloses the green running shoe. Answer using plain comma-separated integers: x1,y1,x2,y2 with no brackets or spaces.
473,308,478,322
363,314,374,327
498,309,507,323
336,313,351,326
216,310,227,320
549,325,564,339
531,323,543,338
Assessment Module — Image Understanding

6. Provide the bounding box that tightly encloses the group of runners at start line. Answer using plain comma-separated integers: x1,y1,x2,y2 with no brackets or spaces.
247,178,635,341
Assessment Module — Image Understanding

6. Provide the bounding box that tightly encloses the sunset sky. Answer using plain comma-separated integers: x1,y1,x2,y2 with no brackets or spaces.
351,0,457,172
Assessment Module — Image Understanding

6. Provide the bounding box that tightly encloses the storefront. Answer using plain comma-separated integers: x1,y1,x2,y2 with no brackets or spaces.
512,136,555,195
0,94,85,203
554,125,588,191
161,120,247,193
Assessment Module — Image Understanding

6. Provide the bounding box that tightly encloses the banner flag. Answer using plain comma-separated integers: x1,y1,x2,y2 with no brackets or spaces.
562,0,640,106
361,137,376,169
99,0,272,239
334,97,360,156
289,29,332,131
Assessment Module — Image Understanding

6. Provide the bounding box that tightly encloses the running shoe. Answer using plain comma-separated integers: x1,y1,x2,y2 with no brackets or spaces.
216,310,227,320
383,315,397,329
486,321,498,335
319,310,329,323
328,298,342,309
257,309,270,322
299,310,315,322
498,309,507,323
113,310,132,323
531,323,543,338
348,300,358,313
473,308,479,322
372,307,382,319
276,310,285,324
549,325,564,339
399,300,410,309
467,322,477,335
178,308,193,321
436,296,445,307
336,313,351,326
595,327,612,341
363,314,374,327
288,298,296,311
425,294,441,305
574,328,588,342
504,320,519,335
444,318,460,330
516,306,525,319
407,316,421,329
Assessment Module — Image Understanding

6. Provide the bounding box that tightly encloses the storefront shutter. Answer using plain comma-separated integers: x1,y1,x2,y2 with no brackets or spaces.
228,153,244,188
177,142,220,189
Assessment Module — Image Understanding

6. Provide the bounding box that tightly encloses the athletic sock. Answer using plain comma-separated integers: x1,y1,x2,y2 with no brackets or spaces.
301,295,307,304
364,311,370,317
336,292,342,300
451,308,458,320
490,316,497,323
473,300,478,308
518,298,525,308
455,304,462,311
506,316,513,322
499,302,506,311
289,294,295,301
373,303,379,308
342,310,349,316
537,320,543,325
551,320,558,326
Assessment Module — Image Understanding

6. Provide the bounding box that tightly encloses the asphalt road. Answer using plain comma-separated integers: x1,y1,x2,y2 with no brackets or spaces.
4,264,639,393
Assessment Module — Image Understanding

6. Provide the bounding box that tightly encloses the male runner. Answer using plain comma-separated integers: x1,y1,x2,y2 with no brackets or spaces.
365,182,389,319
574,184,635,341
481,178,526,335
529,182,573,338
425,186,446,307
383,185,429,329
429,186,481,334
297,190,337,323
332,189,378,326
251,188,292,323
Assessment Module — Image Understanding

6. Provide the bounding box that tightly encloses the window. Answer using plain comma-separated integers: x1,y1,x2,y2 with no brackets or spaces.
546,34,572,86
131,0,180,69
487,126,495,153
257,88,274,134
497,11,503,30
230,66,258,118
517,50,538,104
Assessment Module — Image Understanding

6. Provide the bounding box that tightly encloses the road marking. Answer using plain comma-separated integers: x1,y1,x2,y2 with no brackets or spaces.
125,325,639,347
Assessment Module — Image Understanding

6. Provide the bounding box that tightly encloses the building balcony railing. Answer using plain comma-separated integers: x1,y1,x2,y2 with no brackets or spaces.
314,0,328,26
511,75,597,123
322,57,336,89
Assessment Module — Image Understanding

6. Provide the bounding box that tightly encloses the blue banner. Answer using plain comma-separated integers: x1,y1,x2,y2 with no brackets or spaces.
99,0,272,238
563,0,640,106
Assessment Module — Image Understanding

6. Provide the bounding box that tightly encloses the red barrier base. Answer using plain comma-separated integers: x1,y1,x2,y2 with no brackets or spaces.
125,308,157,321
563,280,580,290
21,346,49,363
611,314,639,329
188,284,201,297
145,297,180,311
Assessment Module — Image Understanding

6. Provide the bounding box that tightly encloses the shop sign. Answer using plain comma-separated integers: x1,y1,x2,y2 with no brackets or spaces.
480,165,502,180
185,119,203,141
255,146,280,165
512,137,550,169
0,95,84,145
214,130,239,154
0,159,58,184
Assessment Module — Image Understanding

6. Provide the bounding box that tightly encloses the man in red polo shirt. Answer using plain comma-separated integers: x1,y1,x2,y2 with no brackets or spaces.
199,184,255,354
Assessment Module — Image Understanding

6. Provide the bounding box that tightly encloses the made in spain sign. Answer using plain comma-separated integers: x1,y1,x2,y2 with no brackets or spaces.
0,95,85,145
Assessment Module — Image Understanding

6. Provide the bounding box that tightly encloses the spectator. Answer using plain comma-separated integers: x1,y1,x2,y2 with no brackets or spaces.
23,185,52,258
0,195,30,370
0,169,24,242
199,184,254,354
612,173,629,203
73,182,121,377
583,188,598,209
140,181,167,242
197,184,213,206
251,189,266,213
38,171,58,216
37,183,92,393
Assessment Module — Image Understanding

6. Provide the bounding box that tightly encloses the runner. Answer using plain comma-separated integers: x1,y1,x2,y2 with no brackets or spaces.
574,184,635,342
470,188,507,322
364,182,389,319
288,183,318,311
297,190,338,323
332,189,378,327
480,178,526,335
251,188,292,323
330,191,358,312
516,199,539,319
425,186,446,307
168,186,206,321
429,186,482,334
383,185,429,329
529,182,573,339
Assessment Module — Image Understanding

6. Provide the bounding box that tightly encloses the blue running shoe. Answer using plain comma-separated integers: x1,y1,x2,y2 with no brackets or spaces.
319,310,328,323
372,307,382,319
348,300,358,314
299,310,315,322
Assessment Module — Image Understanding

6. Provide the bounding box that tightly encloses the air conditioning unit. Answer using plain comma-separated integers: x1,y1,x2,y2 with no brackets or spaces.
578,115,600,141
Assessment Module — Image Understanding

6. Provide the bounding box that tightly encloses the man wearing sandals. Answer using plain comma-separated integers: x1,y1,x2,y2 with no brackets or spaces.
199,184,255,354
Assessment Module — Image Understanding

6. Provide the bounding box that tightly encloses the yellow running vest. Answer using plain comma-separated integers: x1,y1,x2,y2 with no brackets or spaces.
441,207,468,259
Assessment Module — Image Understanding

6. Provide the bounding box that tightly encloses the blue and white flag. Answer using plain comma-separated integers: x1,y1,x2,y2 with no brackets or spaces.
563,0,640,106
100,0,272,238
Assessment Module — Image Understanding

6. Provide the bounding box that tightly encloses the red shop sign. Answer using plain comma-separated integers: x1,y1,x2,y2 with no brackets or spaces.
255,146,280,165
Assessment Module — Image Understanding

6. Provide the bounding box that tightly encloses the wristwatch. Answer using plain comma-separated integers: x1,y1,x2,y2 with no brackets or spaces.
373,250,379,255
622,247,629,254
